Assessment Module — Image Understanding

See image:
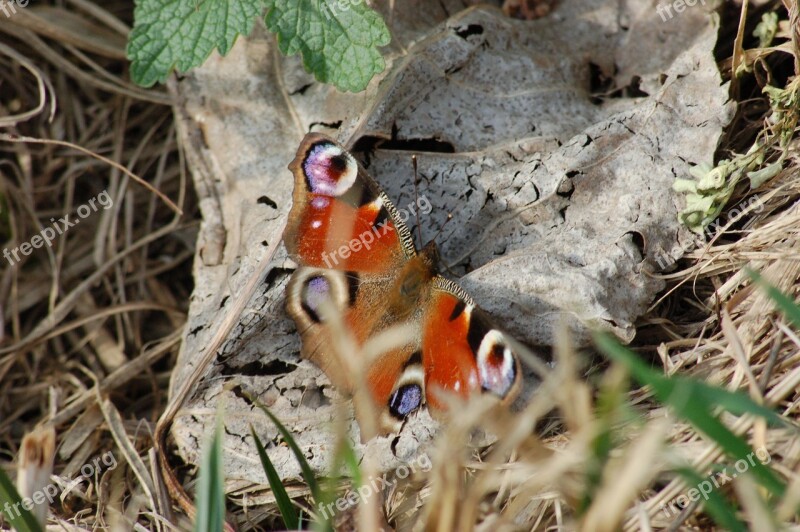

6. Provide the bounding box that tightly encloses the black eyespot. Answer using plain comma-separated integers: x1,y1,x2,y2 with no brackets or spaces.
388,384,422,419
300,275,331,323
449,300,466,321
467,311,492,356
329,153,347,173
345,271,359,306
404,350,422,368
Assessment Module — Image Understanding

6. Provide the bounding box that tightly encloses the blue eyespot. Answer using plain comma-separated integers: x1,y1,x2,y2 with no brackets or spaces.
388,384,422,419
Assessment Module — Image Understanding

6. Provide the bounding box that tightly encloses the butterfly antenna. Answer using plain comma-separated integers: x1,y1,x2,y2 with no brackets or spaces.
411,154,424,245
432,212,453,244
434,213,458,275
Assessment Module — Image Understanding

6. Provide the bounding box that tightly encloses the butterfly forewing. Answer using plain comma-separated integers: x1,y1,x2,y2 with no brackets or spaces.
285,133,414,273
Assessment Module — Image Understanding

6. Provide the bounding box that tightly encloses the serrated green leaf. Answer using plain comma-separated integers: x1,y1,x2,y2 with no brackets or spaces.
265,0,390,92
128,0,264,87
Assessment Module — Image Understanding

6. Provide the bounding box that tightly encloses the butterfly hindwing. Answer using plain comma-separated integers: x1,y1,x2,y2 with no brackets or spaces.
421,278,520,411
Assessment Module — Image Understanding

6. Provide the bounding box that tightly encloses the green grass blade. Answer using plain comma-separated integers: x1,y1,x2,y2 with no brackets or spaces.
675,398,785,497
0,466,43,532
579,369,627,514
673,466,746,532
311,477,335,532
746,268,800,329
335,436,362,490
594,332,784,424
194,413,226,532
250,425,300,529
595,333,786,497
249,397,323,503
689,380,784,425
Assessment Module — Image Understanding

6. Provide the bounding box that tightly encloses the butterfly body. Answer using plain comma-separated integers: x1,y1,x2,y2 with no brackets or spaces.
284,133,521,435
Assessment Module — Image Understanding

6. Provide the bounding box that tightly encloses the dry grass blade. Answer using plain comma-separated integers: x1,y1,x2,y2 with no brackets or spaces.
8,6,127,59
97,398,159,523
0,134,182,215
1,2,192,528
0,42,52,127
581,421,667,532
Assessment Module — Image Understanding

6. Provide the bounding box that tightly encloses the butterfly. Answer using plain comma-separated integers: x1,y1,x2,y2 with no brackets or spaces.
283,133,521,435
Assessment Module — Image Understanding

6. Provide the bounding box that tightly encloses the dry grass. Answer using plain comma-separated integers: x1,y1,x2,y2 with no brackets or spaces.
0,1,193,528
1,1,799,531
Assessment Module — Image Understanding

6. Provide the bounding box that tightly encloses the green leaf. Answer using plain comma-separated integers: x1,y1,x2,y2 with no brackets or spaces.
672,178,698,194
250,426,300,529
127,0,264,87
194,412,226,532
753,11,779,49
264,0,391,92
0,466,43,532
747,160,783,188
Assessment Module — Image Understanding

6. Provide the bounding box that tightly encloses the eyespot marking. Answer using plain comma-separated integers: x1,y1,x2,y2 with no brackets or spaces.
449,300,467,321
303,141,357,196
388,384,422,419
300,275,331,323
476,330,516,397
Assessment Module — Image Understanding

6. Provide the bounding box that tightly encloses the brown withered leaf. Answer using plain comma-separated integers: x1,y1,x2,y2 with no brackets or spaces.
161,0,732,500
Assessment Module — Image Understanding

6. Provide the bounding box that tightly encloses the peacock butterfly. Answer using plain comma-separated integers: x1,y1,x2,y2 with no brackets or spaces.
283,133,521,435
